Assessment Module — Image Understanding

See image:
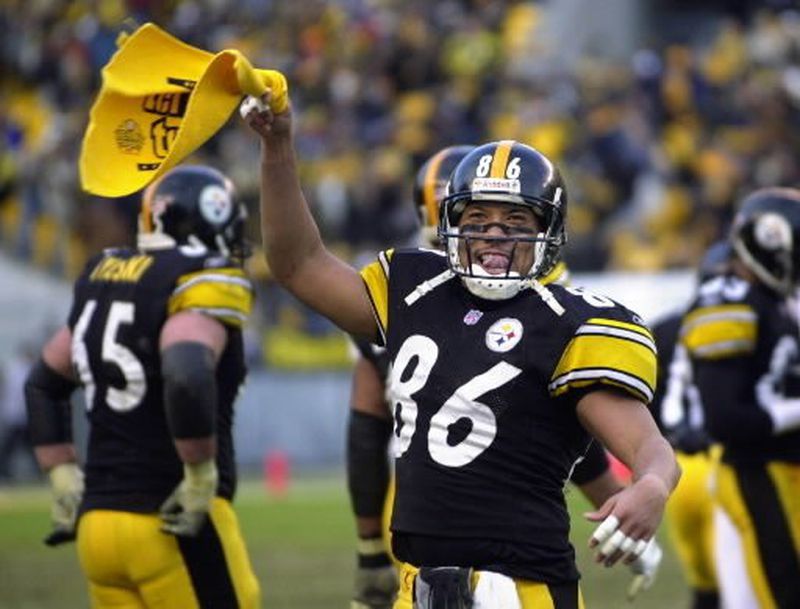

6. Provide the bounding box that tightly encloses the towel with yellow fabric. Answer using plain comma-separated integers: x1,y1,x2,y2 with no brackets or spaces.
80,23,287,197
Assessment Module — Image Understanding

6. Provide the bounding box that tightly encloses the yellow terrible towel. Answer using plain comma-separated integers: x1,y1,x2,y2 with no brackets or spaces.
80,23,287,197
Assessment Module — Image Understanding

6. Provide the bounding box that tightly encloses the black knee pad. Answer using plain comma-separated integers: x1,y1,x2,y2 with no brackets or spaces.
414,567,473,609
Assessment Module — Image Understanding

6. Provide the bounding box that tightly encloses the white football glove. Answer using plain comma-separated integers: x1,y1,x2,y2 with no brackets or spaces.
45,462,84,546
159,460,218,537
627,538,663,601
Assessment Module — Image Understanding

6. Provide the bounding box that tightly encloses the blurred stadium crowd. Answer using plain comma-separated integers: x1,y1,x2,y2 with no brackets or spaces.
1,0,800,368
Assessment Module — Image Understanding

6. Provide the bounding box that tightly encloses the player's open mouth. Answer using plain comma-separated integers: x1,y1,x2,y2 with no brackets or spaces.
477,252,512,274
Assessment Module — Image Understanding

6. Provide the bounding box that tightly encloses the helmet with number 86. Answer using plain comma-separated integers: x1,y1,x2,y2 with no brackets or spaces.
439,140,567,300
731,187,800,295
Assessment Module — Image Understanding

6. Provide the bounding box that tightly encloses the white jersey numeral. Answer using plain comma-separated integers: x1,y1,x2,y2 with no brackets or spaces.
71,300,148,412
389,334,521,467
389,335,438,458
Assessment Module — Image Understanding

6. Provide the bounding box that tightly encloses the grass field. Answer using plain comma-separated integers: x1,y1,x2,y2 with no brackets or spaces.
0,472,689,609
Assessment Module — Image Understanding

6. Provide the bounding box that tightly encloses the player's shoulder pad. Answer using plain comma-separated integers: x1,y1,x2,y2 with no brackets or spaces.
168,257,253,328
548,284,657,404
548,284,644,324
681,274,759,359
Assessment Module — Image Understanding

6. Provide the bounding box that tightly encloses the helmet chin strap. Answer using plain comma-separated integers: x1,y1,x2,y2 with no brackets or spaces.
462,266,524,300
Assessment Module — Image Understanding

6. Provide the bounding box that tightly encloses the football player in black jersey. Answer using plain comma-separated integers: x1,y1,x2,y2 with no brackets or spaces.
24,166,260,608
679,188,800,609
347,146,663,608
243,92,679,608
650,242,731,609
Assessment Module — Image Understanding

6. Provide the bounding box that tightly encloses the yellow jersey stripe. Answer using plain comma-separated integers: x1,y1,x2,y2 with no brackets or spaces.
550,333,656,403
549,372,652,404
489,140,515,178
681,305,757,359
682,303,755,328
586,317,654,341
359,251,392,339
422,150,446,228
168,269,253,326
172,273,252,295
576,323,656,353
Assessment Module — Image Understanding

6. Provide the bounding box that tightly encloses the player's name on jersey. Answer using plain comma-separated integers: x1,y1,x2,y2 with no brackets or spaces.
89,255,154,283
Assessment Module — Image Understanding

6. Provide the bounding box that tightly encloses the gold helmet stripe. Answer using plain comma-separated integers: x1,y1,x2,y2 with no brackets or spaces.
489,140,516,178
422,149,447,228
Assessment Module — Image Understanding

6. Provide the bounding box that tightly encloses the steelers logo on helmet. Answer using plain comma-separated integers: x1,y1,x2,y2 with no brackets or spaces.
754,212,791,251
199,184,233,225
439,140,567,300
731,186,800,295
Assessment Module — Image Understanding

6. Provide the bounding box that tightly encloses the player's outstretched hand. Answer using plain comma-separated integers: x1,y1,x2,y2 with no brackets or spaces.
585,473,669,567
44,462,84,547
159,460,218,537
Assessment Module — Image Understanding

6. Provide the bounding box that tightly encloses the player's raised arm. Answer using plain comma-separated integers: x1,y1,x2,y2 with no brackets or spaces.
240,93,377,341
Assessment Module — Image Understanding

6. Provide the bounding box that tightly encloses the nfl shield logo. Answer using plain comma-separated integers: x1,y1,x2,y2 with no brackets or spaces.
463,309,483,325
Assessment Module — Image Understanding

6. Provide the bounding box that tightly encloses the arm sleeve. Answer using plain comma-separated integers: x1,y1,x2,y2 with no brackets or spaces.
25,359,77,446
161,342,217,439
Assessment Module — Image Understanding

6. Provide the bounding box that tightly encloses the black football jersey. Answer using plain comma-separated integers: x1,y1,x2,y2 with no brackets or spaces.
360,248,656,581
67,245,253,512
680,273,800,464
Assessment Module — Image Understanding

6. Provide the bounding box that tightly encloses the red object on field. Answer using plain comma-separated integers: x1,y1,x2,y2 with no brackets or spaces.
264,450,290,496
607,451,632,484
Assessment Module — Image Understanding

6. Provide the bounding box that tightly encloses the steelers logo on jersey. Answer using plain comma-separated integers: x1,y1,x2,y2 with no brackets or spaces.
485,318,523,352
199,184,233,225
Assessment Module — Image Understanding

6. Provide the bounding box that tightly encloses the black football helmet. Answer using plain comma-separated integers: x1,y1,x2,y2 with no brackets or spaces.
412,145,473,246
731,187,800,295
138,165,249,260
439,140,567,299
